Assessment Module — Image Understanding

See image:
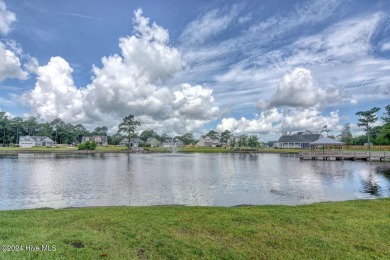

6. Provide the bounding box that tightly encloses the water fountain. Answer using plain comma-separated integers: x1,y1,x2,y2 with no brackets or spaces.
164,137,182,153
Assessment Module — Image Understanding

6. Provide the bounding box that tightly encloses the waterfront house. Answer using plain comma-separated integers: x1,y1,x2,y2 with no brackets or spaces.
197,135,220,147
274,131,322,149
19,136,55,148
81,135,108,146
146,137,161,147
120,138,145,148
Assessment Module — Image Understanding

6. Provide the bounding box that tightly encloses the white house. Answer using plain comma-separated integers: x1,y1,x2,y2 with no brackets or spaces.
81,135,108,146
19,136,55,148
197,135,220,147
161,139,184,148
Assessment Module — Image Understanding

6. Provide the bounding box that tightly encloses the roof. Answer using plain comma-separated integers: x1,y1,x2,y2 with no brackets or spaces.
19,136,54,142
119,138,144,143
146,137,160,143
310,137,344,145
201,135,219,141
277,133,322,143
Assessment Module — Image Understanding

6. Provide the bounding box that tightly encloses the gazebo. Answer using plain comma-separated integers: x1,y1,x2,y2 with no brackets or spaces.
310,137,344,153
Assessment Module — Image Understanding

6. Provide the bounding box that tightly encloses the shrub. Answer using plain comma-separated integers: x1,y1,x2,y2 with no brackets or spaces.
78,141,97,150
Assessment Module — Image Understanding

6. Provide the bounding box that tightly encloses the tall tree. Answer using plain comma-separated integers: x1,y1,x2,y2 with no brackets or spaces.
321,125,331,137
23,116,38,136
229,137,237,148
381,105,390,124
50,118,65,143
74,124,88,143
36,123,53,138
207,130,219,137
238,134,248,148
10,117,23,144
93,126,108,136
117,114,141,148
356,107,381,148
140,130,160,142
248,135,260,148
378,104,390,144
177,133,196,145
220,130,232,144
0,112,8,146
340,123,352,143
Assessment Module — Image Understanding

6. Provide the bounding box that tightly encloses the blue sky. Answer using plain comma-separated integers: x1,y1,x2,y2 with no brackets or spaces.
0,0,389,140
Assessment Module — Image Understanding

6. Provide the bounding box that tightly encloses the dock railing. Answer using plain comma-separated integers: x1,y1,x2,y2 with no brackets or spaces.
299,151,389,161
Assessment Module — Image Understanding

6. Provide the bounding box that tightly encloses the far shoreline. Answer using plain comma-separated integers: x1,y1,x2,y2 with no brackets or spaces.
0,147,301,155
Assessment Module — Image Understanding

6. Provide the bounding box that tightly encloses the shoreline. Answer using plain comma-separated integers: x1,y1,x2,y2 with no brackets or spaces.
0,148,301,155
1,197,386,212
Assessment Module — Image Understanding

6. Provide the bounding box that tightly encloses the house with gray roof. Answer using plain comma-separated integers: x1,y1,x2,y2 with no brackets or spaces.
119,137,145,148
274,131,322,149
146,137,161,147
19,136,55,148
81,135,108,146
197,135,220,147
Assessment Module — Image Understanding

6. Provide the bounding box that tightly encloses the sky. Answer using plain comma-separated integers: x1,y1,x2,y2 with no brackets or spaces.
0,0,389,141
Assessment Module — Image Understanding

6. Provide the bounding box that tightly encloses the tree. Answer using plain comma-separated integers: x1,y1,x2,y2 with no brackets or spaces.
378,104,390,144
74,124,88,143
207,130,219,137
356,107,380,148
0,112,8,146
93,126,108,136
117,114,141,148
23,116,38,136
237,134,248,148
50,118,65,144
340,123,352,143
321,125,331,137
381,105,390,124
177,133,196,145
220,130,232,144
10,117,23,144
140,130,160,142
108,133,124,145
36,123,53,138
377,124,390,144
248,135,260,148
229,137,237,148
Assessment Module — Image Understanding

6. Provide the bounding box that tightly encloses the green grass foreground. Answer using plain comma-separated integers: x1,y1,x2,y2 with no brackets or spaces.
0,199,389,259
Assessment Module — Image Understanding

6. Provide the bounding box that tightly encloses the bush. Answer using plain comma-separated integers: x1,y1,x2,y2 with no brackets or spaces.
78,141,97,150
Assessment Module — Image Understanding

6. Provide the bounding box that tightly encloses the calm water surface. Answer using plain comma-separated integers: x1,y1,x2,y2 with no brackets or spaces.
0,153,389,210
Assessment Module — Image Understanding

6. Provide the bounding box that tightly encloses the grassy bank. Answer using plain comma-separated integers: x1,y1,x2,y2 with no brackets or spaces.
0,199,389,259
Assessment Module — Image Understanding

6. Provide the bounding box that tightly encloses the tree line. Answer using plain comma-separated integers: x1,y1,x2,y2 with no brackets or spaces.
0,114,105,146
1,104,389,147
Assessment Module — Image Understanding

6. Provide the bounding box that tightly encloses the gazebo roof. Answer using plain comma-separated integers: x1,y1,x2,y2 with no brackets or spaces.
310,137,344,145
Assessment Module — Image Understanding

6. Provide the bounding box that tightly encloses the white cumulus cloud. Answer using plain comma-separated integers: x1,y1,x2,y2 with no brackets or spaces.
0,0,15,35
258,67,341,109
217,107,340,135
22,9,220,135
22,56,85,122
0,42,28,82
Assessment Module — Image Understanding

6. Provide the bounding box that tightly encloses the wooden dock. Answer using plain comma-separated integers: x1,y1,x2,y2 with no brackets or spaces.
299,151,390,162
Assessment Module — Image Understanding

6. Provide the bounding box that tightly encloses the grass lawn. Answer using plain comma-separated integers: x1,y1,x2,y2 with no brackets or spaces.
0,199,389,259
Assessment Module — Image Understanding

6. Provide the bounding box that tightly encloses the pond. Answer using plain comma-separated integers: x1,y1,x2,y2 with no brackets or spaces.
0,153,389,210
